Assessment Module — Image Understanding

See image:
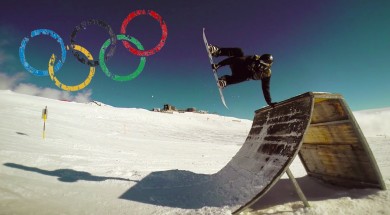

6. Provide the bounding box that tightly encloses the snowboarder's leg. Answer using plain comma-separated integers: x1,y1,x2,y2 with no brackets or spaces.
209,45,244,57
217,78,227,89
220,75,248,87
219,48,244,57
208,45,220,57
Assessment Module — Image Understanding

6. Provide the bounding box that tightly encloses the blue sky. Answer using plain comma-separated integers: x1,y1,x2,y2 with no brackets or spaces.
1,0,389,119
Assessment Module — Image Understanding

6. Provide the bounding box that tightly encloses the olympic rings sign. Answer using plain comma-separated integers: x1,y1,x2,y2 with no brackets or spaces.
19,10,167,92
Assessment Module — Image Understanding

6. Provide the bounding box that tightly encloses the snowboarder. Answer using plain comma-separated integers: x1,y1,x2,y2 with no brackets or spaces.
209,45,277,107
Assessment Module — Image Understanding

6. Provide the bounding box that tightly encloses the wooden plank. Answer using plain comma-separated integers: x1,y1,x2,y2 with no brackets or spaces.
299,145,379,184
309,119,350,127
299,93,386,189
303,122,360,144
307,172,383,188
311,98,348,124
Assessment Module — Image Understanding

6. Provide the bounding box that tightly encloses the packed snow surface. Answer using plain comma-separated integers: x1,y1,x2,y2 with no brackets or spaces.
0,90,389,214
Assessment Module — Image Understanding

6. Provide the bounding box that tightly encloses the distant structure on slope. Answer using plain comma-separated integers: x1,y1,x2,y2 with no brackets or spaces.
164,104,177,112
152,104,208,114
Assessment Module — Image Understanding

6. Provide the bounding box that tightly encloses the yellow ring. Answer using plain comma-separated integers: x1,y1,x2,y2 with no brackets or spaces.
48,45,95,91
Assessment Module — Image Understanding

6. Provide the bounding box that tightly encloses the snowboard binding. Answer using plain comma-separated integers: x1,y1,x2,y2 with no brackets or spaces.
208,44,220,57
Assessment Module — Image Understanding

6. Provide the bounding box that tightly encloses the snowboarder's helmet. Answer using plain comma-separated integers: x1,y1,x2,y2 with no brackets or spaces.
254,54,273,72
259,54,273,65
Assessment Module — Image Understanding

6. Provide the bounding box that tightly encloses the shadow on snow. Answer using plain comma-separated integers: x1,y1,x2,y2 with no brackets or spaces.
4,162,138,183
4,163,380,210
119,169,380,210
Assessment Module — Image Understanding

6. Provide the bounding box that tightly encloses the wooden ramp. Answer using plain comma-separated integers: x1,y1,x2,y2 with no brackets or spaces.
233,92,386,214
119,92,385,213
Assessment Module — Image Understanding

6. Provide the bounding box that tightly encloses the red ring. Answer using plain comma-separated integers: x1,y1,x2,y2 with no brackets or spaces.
120,10,168,57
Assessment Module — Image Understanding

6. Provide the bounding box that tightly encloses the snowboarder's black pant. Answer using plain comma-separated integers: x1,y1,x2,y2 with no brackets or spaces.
216,48,250,85
217,47,244,58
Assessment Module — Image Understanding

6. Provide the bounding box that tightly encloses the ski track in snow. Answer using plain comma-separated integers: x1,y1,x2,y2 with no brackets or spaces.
0,90,389,215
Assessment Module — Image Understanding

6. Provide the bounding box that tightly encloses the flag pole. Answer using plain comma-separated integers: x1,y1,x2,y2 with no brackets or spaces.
42,106,47,139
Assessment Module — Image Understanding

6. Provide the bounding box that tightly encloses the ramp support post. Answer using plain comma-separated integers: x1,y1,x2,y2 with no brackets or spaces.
286,168,310,208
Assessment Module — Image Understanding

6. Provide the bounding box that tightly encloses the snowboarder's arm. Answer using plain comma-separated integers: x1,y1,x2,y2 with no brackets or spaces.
261,77,273,105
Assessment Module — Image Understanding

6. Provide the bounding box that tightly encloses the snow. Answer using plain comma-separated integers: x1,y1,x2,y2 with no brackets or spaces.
0,90,389,215
354,108,390,138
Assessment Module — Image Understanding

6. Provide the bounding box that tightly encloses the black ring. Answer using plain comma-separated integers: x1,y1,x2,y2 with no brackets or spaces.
70,19,117,67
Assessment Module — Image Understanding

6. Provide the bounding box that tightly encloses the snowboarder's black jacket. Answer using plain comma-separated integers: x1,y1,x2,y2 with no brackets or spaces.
217,55,273,105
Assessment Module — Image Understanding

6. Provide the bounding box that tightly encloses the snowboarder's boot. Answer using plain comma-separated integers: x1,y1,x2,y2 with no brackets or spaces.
208,44,220,57
211,63,220,70
217,79,227,89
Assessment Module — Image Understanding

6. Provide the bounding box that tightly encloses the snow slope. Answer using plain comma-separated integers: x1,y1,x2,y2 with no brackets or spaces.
0,90,389,215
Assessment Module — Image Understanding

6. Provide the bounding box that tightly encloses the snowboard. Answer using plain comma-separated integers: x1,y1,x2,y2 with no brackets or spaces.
202,28,228,109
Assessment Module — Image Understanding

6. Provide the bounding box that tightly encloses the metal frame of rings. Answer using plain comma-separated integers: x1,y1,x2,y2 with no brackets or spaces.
19,10,168,92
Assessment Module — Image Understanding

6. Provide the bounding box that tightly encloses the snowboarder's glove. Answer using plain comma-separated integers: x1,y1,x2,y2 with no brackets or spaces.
268,102,277,108
211,64,220,70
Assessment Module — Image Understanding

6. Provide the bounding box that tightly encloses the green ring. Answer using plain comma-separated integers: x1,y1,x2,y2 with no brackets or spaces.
99,34,146,81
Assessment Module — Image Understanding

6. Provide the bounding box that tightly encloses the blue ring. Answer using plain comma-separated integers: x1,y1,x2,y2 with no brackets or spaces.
19,29,67,76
